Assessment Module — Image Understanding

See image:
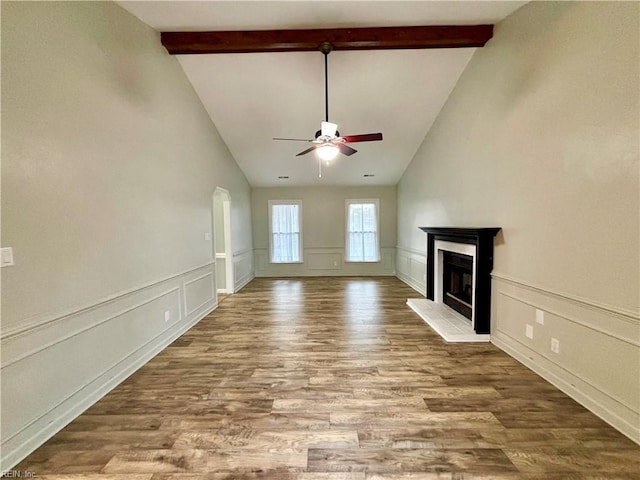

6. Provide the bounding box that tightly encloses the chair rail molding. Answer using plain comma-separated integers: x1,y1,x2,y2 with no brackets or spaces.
491,273,640,445
1,263,218,471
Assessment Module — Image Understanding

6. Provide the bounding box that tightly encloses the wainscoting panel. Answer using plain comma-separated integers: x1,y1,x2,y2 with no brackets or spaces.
0,263,217,471
308,252,342,271
382,250,394,270
396,246,427,296
183,272,215,316
234,249,254,292
254,247,395,277
215,258,226,291
491,273,640,444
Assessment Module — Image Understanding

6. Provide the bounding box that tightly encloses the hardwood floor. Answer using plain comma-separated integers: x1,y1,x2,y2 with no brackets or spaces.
13,277,639,479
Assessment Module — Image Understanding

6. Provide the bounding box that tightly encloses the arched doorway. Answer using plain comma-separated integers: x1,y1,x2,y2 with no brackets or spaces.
213,188,234,294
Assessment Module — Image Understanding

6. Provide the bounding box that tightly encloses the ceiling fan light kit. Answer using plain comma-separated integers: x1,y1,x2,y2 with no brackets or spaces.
273,42,383,177
317,144,340,162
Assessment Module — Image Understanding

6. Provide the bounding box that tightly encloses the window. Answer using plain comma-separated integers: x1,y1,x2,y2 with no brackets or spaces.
345,199,379,262
269,200,302,263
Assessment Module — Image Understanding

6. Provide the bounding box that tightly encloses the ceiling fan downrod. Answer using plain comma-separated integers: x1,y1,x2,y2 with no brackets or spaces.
320,42,333,123
271,40,383,168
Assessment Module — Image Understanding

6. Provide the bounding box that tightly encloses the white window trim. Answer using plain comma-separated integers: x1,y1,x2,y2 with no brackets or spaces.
268,200,303,264
345,198,380,263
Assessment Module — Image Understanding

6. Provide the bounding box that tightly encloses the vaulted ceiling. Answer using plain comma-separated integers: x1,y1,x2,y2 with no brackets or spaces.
117,1,526,187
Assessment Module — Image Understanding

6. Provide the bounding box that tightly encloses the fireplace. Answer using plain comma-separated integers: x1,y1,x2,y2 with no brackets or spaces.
419,227,501,335
443,251,473,320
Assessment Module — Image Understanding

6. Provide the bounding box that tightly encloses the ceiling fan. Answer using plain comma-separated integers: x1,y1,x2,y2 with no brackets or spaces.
273,42,383,170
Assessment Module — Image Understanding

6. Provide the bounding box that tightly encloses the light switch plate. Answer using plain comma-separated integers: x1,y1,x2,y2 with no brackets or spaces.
1,247,14,267
536,309,545,325
204,233,212,240
164,310,171,322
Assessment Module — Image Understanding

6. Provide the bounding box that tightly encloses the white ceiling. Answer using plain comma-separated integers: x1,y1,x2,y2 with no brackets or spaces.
117,1,526,187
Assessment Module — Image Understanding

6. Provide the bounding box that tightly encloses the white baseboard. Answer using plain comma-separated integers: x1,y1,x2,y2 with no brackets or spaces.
1,264,218,471
234,272,254,292
492,334,639,444
396,271,426,296
0,307,212,471
491,274,639,445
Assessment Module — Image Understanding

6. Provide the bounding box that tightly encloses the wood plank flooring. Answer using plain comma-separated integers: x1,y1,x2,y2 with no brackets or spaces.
13,277,640,479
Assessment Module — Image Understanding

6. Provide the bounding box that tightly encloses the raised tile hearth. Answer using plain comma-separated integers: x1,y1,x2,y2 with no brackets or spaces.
407,298,490,343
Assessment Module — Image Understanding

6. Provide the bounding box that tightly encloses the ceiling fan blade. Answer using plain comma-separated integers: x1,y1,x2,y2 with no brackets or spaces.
341,133,383,143
273,137,314,142
337,143,357,156
321,121,338,138
296,145,319,156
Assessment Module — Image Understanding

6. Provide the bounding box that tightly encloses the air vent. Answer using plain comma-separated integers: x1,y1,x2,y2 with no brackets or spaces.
278,176,289,179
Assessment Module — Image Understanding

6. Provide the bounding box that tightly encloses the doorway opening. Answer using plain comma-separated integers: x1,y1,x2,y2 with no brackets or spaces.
213,188,234,294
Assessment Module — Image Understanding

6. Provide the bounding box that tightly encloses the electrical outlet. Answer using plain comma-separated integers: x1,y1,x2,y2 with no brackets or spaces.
204,232,212,240
333,260,338,267
536,309,545,325
1,247,15,267
525,324,534,339
551,337,560,353
164,310,171,322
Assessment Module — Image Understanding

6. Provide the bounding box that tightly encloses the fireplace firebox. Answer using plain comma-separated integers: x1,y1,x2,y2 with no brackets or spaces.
443,251,473,320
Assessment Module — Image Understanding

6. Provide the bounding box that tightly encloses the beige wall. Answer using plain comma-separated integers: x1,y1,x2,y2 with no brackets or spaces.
253,186,396,276
0,1,252,469
397,2,639,442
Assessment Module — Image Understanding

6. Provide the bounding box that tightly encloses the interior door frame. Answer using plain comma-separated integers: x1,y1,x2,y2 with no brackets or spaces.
213,187,234,294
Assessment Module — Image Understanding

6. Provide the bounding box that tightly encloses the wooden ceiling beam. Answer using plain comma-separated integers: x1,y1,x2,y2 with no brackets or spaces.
161,25,493,55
